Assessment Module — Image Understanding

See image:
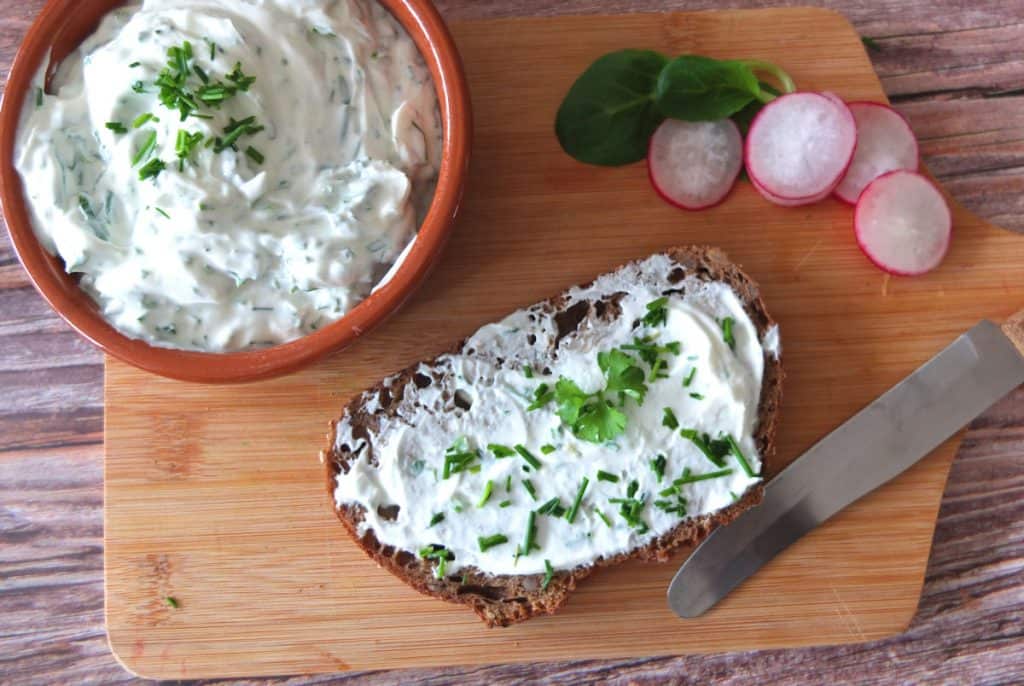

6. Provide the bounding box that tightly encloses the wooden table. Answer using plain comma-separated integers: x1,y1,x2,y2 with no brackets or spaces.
2,1,1022,683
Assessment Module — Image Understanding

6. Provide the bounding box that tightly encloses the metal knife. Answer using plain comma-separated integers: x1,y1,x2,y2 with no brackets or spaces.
668,315,1024,618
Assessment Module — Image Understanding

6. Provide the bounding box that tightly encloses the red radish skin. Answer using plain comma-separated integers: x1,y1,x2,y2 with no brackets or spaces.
854,170,952,276
745,92,858,205
835,102,919,205
647,119,744,211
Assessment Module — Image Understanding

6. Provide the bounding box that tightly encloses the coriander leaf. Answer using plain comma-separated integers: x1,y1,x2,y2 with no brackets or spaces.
555,49,668,166
553,377,589,425
655,55,761,122
599,349,647,404
574,398,626,443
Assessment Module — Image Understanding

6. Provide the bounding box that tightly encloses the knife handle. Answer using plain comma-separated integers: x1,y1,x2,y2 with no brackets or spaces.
1001,309,1024,357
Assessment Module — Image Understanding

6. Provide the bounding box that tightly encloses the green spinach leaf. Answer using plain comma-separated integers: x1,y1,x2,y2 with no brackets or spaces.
654,56,762,121
555,49,668,166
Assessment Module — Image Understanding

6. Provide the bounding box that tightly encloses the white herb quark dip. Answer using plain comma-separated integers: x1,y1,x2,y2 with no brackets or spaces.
15,0,442,351
334,255,777,576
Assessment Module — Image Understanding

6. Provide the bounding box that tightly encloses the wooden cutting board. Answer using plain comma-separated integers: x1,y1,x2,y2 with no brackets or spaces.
104,7,1024,680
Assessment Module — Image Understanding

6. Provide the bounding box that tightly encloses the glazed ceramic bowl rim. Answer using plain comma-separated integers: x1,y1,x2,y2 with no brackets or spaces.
0,0,471,383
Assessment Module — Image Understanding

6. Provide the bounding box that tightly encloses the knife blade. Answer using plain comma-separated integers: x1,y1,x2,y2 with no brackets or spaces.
668,319,1024,618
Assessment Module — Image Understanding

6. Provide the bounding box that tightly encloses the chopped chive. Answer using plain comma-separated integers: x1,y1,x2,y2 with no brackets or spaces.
541,559,555,589
540,444,556,455
522,511,538,556
523,365,534,378
597,510,613,527
488,443,516,458
683,367,697,387
565,477,589,524
690,392,705,400
207,39,217,61
673,467,734,486
662,407,679,430
649,454,667,482
131,131,158,166
129,61,141,68
477,534,508,552
515,444,541,469
164,596,179,608
193,64,210,84
596,470,619,483
477,480,494,507
643,297,669,327
132,112,158,128
499,500,512,508
437,555,448,578
721,317,736,350
428,512,445,527
505,475,512,492
36,87,43,107
154,207,170,219
680,429,729,468
537,497,566,517
105,121,128,134
245,146,264,165
522,479,537,501
131,80,146,93
726,434,757,477
138,158,166,181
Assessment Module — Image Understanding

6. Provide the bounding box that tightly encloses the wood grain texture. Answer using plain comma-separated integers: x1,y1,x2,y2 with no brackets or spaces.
1,0,1023,684
99,7,1024,679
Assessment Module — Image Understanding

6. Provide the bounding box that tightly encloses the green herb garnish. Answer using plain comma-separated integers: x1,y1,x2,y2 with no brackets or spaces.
523,365,534,379
499,500,512,508
541,559,555,589
540,444,556,455
609,479,648,533
527,382,555,410
690,393,705,400
442,437,480,479
132,112,158,128
477,534,508,552
662,408,679,430
673,467,734,486
515,444,541,470
650,454,667,482
642,297,669,327
596,470,619,483
726,434,756,477
597,510,613,527
165,596,179,608
477,480,494,507
428,513,445,527
175,129,204,167
131,131,158,166
154,207,170,219
488,443,516,458
35,87,44,108
537,497,567,517
419,544,454,579
721,317,736,350
138,158,166,181
683,368,697,387
680,429,731,468
521,511,538,557
522,479,537,501
565,477,589,524
105,121,128,134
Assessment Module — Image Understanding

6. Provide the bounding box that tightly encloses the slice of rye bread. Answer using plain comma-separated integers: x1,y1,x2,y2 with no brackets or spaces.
324,246,783,627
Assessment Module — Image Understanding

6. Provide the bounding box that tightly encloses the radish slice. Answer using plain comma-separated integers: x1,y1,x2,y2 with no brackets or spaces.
745,92,857,205
648,119,743,210
750,173,833,207
854,170,951,276
835,102,919,204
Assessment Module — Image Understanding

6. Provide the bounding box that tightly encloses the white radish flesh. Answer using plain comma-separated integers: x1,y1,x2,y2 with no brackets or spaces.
745,92,857,205
834,102,919,204
648,119,744,210
854,170,951,276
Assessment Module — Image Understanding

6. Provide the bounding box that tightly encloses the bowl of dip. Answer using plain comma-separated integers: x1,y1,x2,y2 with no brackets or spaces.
0,0,470,382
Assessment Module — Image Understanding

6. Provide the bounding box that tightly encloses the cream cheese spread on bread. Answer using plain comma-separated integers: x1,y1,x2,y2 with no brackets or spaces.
333,254,777,576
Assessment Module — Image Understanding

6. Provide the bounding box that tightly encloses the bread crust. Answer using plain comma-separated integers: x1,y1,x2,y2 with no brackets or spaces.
324,246,784,627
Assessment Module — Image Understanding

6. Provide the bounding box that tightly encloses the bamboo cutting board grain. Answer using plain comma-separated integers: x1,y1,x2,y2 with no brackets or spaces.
104,8,1024,679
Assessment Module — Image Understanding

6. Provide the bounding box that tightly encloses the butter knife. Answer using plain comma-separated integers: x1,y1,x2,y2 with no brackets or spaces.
668,314,1024,618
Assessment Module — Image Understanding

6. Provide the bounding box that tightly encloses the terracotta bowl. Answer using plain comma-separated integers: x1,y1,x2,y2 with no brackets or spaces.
0,0,471,383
